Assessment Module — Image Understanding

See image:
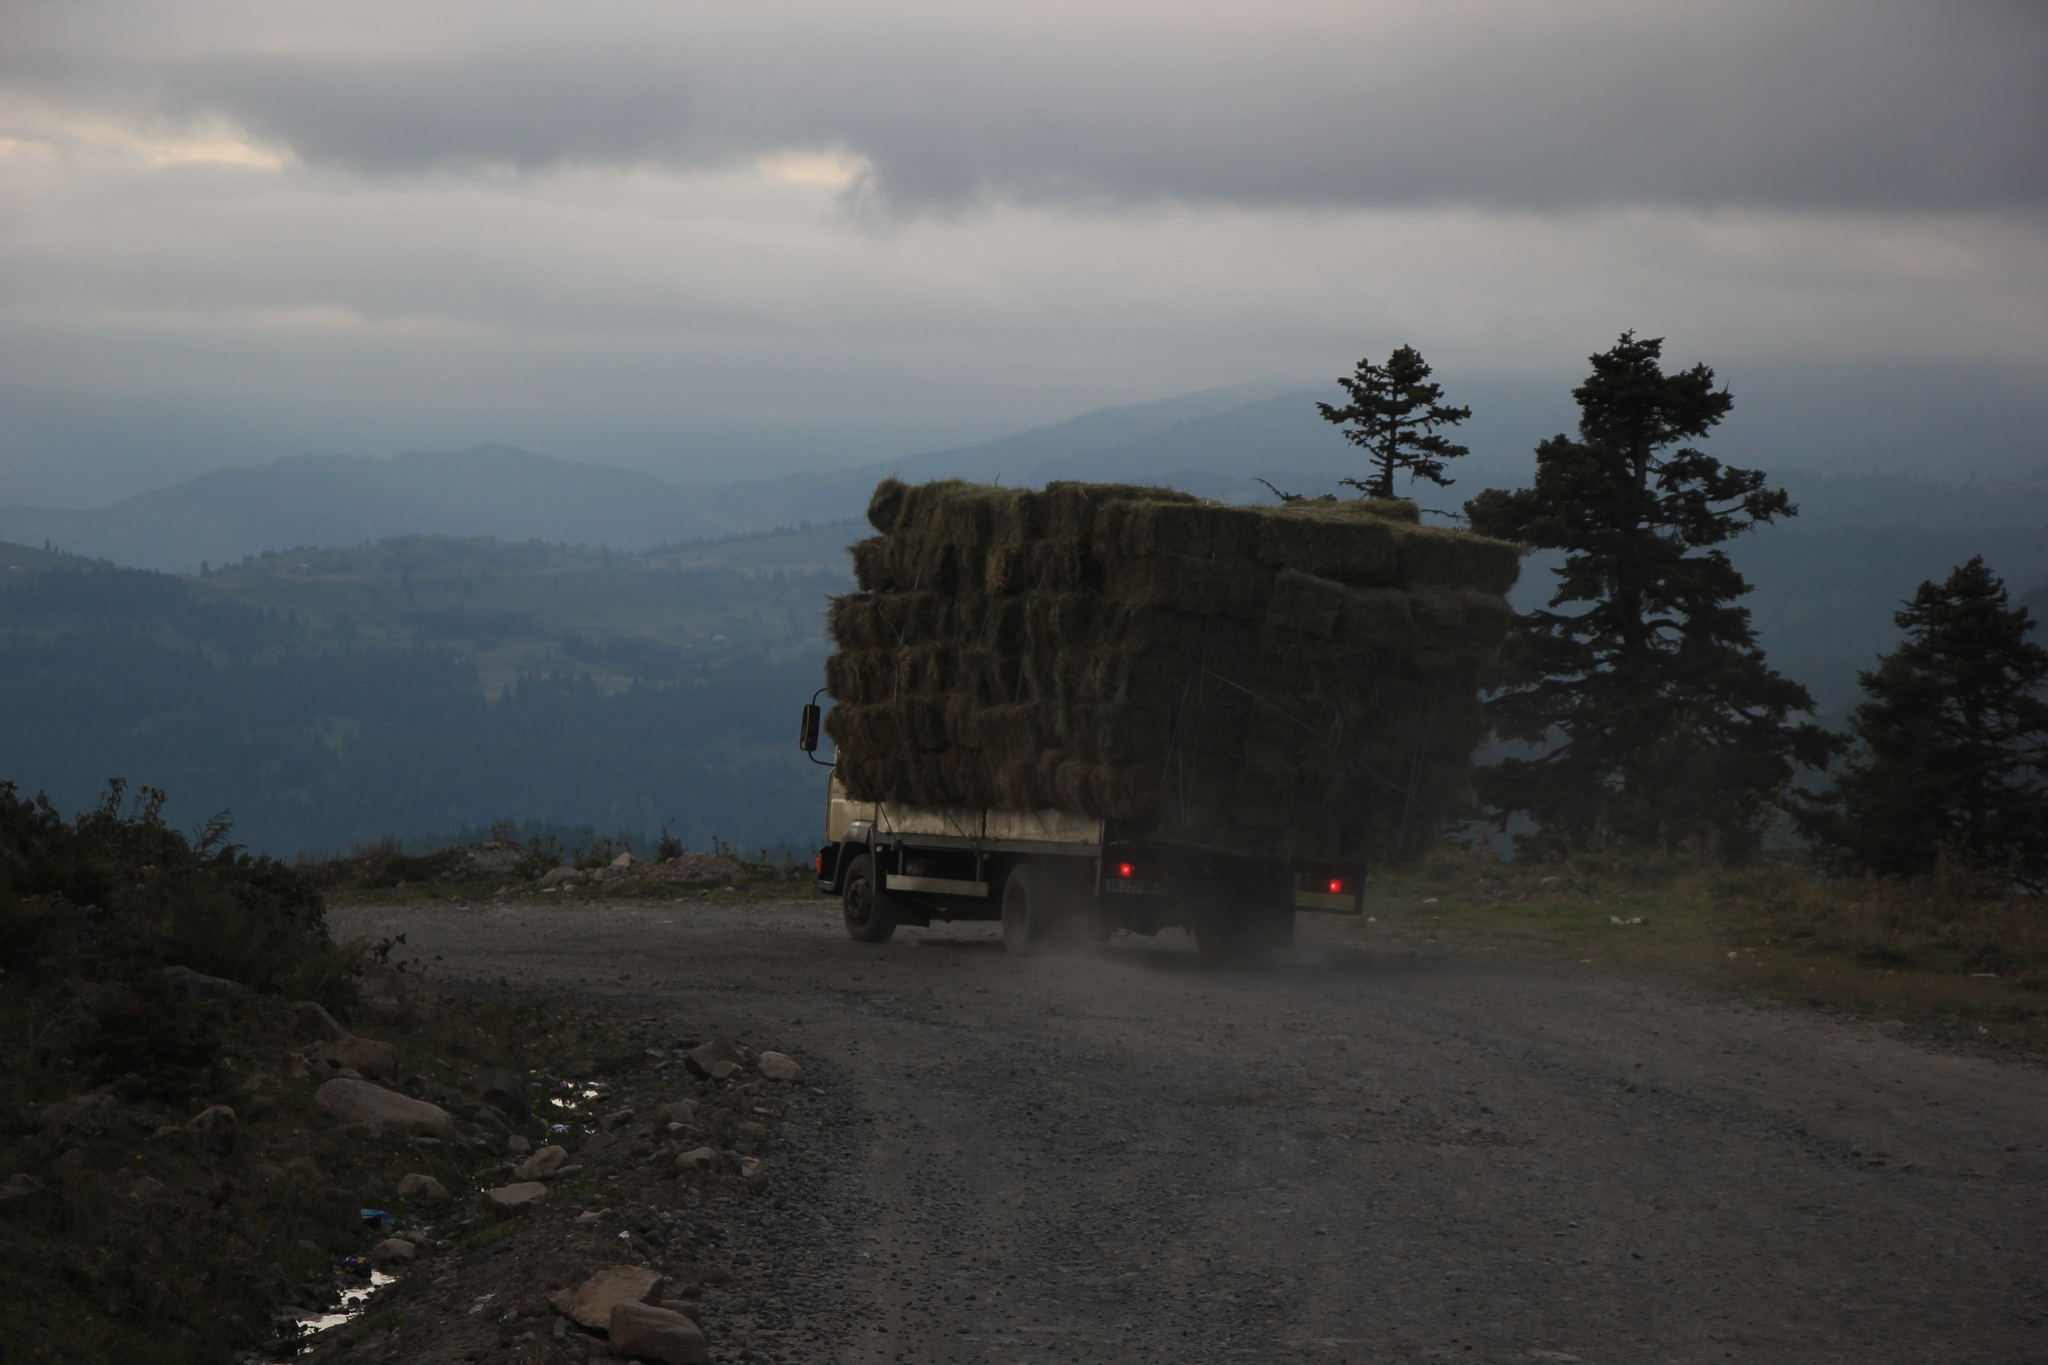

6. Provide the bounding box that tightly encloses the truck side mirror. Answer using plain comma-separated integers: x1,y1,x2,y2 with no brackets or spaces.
799,702,821,753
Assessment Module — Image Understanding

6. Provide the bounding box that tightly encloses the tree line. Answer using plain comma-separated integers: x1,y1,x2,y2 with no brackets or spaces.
1318,336,2048,882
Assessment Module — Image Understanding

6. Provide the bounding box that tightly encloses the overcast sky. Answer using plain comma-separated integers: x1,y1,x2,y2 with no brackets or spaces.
3,0,2044,506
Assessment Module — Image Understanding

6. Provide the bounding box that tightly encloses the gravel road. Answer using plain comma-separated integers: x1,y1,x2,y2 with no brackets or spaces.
331,898,2046,1365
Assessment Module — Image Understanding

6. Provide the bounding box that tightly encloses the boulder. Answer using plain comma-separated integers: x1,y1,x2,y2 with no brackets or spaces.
292,1000,347,1041
475,1066,533,1120
674,1147,719,1173
128,1174,168,1199
514,1145,568,1180
312,1079,457,1139
609,1301,710,1364
549,1265,665,1330
40,1093,118,1133
397,1173,450,1203
682,1039,744,1081
311,1035,400,1080
369,1238,416,1263
654,1100,699,1126
506,1135,532,1155
539,866,582,887
161,964,247,1002
485,1181,549,1209
756,1052,805,1084
610,851,636,869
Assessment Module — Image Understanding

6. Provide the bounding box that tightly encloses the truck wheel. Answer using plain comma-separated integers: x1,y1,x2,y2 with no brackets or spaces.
1001,862,1055,954
841,854,897,944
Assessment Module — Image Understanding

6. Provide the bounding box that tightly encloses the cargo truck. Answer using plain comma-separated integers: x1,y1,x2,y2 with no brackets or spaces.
801,704,1362,955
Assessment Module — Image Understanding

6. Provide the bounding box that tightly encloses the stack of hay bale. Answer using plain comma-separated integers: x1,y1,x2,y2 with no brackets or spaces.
824,478,1520,864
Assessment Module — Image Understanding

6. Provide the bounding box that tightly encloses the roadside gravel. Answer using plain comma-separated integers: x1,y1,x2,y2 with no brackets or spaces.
330,898,2047,1365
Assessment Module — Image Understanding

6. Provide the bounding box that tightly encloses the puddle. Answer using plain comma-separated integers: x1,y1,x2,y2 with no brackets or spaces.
287,1269,396,1336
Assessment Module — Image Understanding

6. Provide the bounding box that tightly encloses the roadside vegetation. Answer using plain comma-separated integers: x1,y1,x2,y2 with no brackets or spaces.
1328,844,2048,1056
0,779,629,1363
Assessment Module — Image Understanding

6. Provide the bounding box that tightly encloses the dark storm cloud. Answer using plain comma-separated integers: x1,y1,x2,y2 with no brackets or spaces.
10,1,2046,213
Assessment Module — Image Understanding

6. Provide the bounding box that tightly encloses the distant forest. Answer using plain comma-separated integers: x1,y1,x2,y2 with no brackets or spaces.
0,535,846,858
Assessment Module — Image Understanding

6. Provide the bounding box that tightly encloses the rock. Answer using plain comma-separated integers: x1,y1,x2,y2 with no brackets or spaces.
398,1173,450,1203
40,1093,118,1133
52,1148,86,1175
310,1035,400,1080
161,964,247,1002
610,851,635,869
756,1052,805,1084
539,866,582,887
599,1109,636,1133
549,1266,665,1331
293,1000,347,1041
476,1066,533,1120
674,1147,719,1173
682,1039,744,1080
737,1156,764,1181
0,1174,53,1220
507,1135,533,1155
486,1181,549,1209
369,1237,416,1263
472,1106,511,1135
128,1174,168,1199
313,1078,457,1139
709,1061,741,1082
562,1059,600,1080
515,1145,568,1180
1538,875,1562,887
579,1131,617,1157
181,1104,238,1157
609,1301,709,1364
353,965,440,1026
736,1121,766,1138
655,1099,698,1125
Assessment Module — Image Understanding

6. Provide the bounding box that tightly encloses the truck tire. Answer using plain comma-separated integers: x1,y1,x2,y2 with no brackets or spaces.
1001,861,1057,954
840,854,898,944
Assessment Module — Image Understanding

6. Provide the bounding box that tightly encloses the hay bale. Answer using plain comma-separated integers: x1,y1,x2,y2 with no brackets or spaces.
824,479,1520,862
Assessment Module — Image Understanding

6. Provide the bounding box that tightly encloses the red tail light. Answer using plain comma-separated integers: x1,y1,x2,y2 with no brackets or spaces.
815,852,825,874
1327,878,1346,894
1117,862,1136,879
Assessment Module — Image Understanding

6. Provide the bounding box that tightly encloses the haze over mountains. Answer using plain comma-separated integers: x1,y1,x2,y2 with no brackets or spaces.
7,367,2047,575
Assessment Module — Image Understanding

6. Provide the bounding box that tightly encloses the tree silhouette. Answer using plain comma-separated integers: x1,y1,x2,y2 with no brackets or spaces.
1316,345,1471,499
1802,556,2048,883
1465,332,1837,856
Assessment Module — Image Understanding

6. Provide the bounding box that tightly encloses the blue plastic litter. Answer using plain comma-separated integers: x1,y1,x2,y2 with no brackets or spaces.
360,1208,393,1232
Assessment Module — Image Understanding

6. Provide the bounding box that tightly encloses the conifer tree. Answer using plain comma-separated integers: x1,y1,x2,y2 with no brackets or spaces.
1465,332,1836,856
1316,345,1471,499
1803,557,2048,882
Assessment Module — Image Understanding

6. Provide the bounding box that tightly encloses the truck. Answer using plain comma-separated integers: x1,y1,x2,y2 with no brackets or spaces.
800,477,1518,955
800,704,1362,956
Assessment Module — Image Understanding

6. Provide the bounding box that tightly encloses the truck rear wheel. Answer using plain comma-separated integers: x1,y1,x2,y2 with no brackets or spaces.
841,854,897,944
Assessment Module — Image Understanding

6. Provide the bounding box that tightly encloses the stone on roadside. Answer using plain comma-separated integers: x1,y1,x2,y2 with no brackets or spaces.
539,866,582,887
397,1173,450,1203
599,1108,636,1133
610,851,635,869
293,1000,347,1041
471,1106,510,1135
313,1078,457,1139
682,1038,744,1080
514,1145,568,1180
40,1093,118,1134
674,1147,719,1173
128,1174,168,1199
655,1099,698,1126
549,1265,665,1330
609,1300,709,1364
506,1135,532,1155
486,1181,549,1209
310,1034,400,1080
756,1052,805,1084
475,1065,533,1120
369,1237,416,1263
161,964,248,1002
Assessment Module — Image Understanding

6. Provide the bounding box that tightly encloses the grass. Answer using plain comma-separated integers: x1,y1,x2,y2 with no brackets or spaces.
1317,845,2048,1056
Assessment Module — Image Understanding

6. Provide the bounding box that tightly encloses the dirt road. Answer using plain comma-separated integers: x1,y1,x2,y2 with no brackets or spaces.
332,899,2046,1365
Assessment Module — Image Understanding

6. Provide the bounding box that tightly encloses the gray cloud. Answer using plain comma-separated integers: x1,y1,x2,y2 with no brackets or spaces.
8,1,2045,212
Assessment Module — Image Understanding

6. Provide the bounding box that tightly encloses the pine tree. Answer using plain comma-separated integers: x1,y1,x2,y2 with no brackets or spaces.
1465,332,1837,857
1804,557,2048,882
1315,345,1471,499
